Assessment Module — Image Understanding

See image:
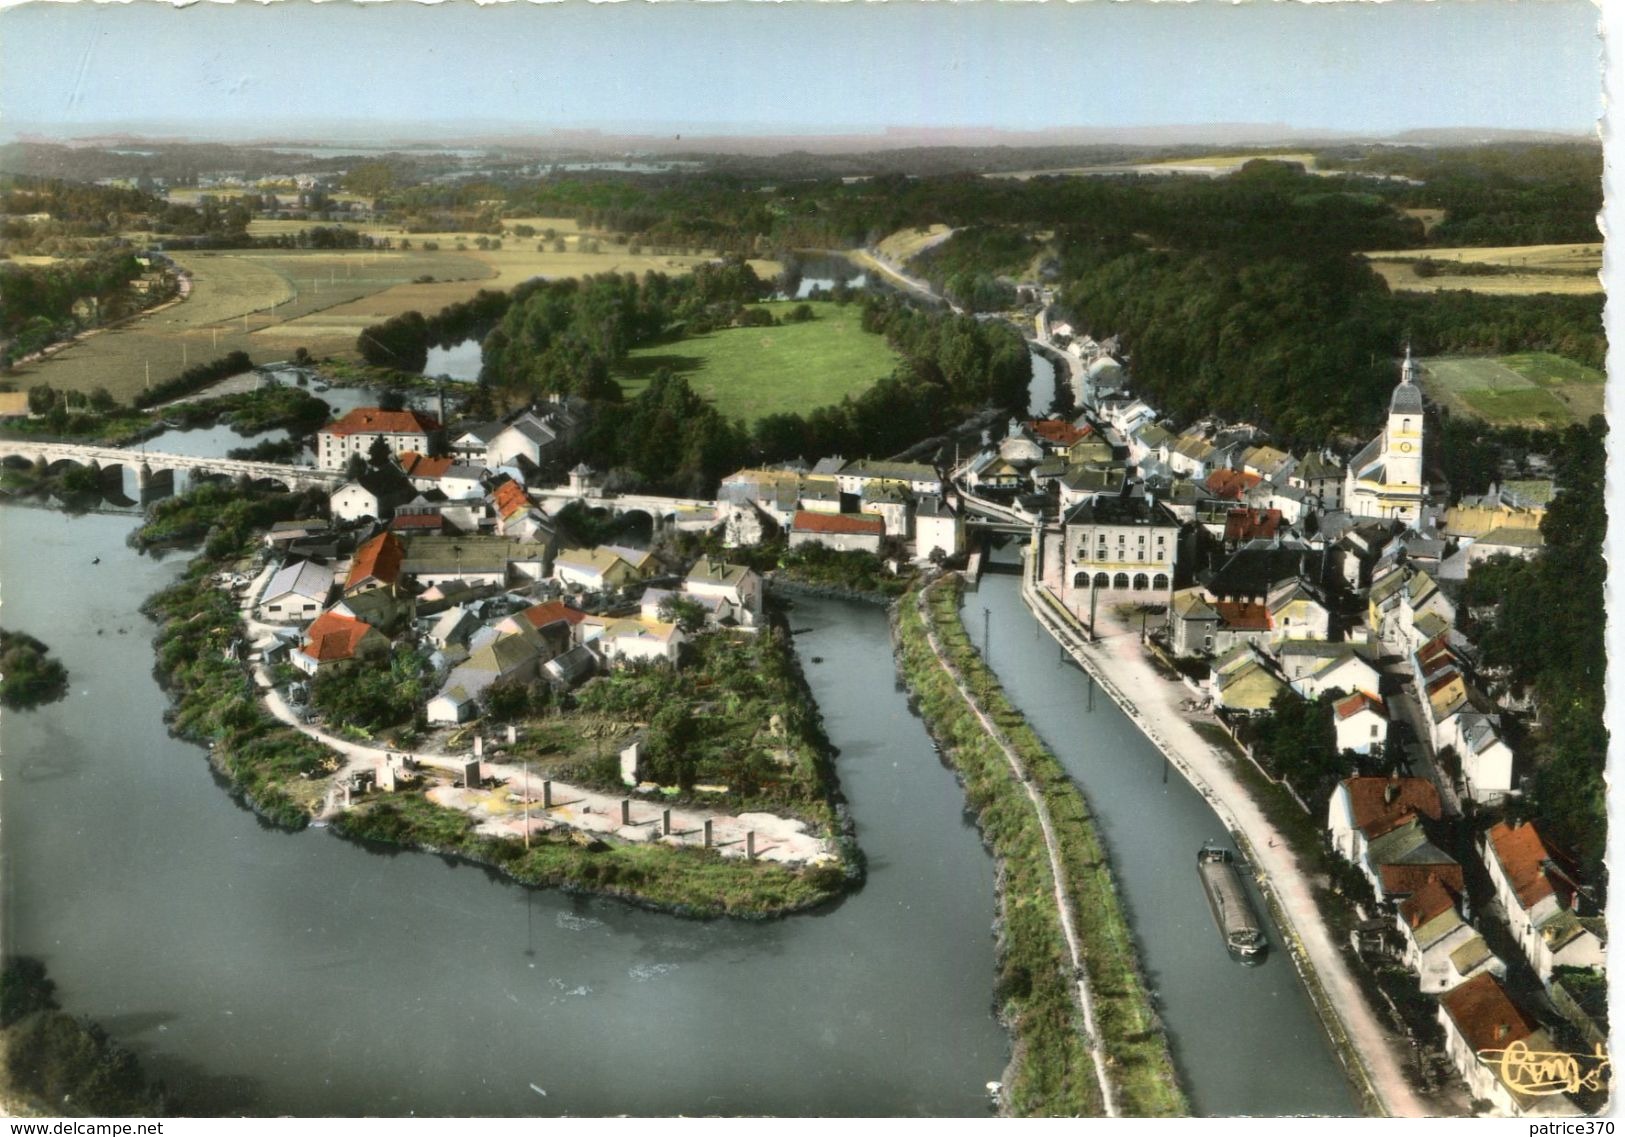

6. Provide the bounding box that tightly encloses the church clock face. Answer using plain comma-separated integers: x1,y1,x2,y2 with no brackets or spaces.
1398,442,1413,453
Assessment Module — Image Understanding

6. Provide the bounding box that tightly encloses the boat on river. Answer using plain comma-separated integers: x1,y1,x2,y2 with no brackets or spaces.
1197,844,1267,963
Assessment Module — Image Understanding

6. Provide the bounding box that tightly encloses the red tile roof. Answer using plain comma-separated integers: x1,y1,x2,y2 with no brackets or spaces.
1335,691,1386,721
1340,776,1444,840
399,451,456,479
1224,507,1281,543
491,480,530,520
321,408,441,438
1400,876,1460,930
389,513,444,532
1487,821,1575,913
1416,636,1454,668
1212,600,1271,631
517,600,587,631
1027,419,1090,447
1439,973,1539,1055
346,531,404,592
1380,861,1464,898
792,510,885,536
300,610,377,662
1206,469,1262,501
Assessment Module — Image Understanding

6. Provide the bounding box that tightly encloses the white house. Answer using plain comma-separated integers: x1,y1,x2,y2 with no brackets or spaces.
1482,821,1605,984
1396,877,1502,994
594,618,685,666
486,411,560,471
684,559,763,623
1333,691,1389,756
1437,974,1568,1117
788,510,886,554
913,495,965,562
1287,646,1382,702
257,560,335,624
398,451,486,499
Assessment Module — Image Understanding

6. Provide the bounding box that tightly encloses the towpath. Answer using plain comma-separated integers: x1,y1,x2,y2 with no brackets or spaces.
914,580,1118,1118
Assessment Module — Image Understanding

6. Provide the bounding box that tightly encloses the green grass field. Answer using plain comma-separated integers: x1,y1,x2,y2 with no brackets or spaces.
617,301,899,424
1420,353,1603,428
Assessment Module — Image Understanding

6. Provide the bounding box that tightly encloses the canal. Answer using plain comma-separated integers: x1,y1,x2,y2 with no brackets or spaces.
0,506,1007,1117
970,556,1357,1115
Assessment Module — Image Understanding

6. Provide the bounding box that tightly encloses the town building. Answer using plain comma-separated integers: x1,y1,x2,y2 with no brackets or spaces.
257,560,335,624
1482,821,1605,984
1058,485,1179,604
316,407,441,471
788,510,886,554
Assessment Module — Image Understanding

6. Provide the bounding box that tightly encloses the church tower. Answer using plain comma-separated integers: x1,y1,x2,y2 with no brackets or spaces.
1384,345,1425,492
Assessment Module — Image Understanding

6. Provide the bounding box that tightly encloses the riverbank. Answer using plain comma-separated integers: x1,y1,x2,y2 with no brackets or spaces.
1019,563,1426,1117
895,574,1185,1118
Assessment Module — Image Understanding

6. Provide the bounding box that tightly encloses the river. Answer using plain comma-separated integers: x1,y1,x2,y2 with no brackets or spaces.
970,555,1357,1115
0,505,1007,1117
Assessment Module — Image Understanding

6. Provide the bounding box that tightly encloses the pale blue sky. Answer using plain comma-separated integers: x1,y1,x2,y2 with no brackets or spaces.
0,0,1600,141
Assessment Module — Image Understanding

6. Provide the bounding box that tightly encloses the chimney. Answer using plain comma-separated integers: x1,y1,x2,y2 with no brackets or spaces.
1495,1023,1509,1042
1384,781,1400,805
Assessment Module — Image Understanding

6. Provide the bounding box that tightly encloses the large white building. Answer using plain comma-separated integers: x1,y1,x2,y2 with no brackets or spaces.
316,407,442,472
1345,349,1429,524
1058,486,1180,604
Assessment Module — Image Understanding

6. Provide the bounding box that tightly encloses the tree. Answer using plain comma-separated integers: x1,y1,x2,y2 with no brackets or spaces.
345,453,368,482
378,389,407,412
367,436,393,469
657,595,708,634
87,386,116,412
26,383,56,415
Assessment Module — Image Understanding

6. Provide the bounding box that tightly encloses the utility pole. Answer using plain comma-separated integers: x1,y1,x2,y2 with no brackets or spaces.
145,360,150,390
983,608,991,657
523,762,531,850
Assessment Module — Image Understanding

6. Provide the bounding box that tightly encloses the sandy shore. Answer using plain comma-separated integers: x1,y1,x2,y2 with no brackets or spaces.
1020,563,1428,1118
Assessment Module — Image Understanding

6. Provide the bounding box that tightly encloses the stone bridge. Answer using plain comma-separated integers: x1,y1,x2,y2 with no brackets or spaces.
0,439,344,493
531,486,720,532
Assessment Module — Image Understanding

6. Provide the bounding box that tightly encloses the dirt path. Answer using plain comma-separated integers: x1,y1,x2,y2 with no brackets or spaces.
915,581,1118,1118
1021,569,1429,1118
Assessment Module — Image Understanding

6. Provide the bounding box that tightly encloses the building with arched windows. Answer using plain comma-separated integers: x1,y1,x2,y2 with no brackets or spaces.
1345,348,1429,524
1059,484,1180,608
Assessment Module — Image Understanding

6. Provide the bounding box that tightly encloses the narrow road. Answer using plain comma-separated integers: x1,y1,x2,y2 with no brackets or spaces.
1380,660,1463,817
915,579,1118,1118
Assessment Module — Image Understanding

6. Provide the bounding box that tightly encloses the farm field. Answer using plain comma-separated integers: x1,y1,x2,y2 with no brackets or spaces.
875,224,954,263
1363,242,1601,295
1419,353,1605,428
617,300,898,425
7,247,491,401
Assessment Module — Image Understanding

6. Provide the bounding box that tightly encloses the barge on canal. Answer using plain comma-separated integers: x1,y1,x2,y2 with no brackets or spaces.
1197,844,1267,963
